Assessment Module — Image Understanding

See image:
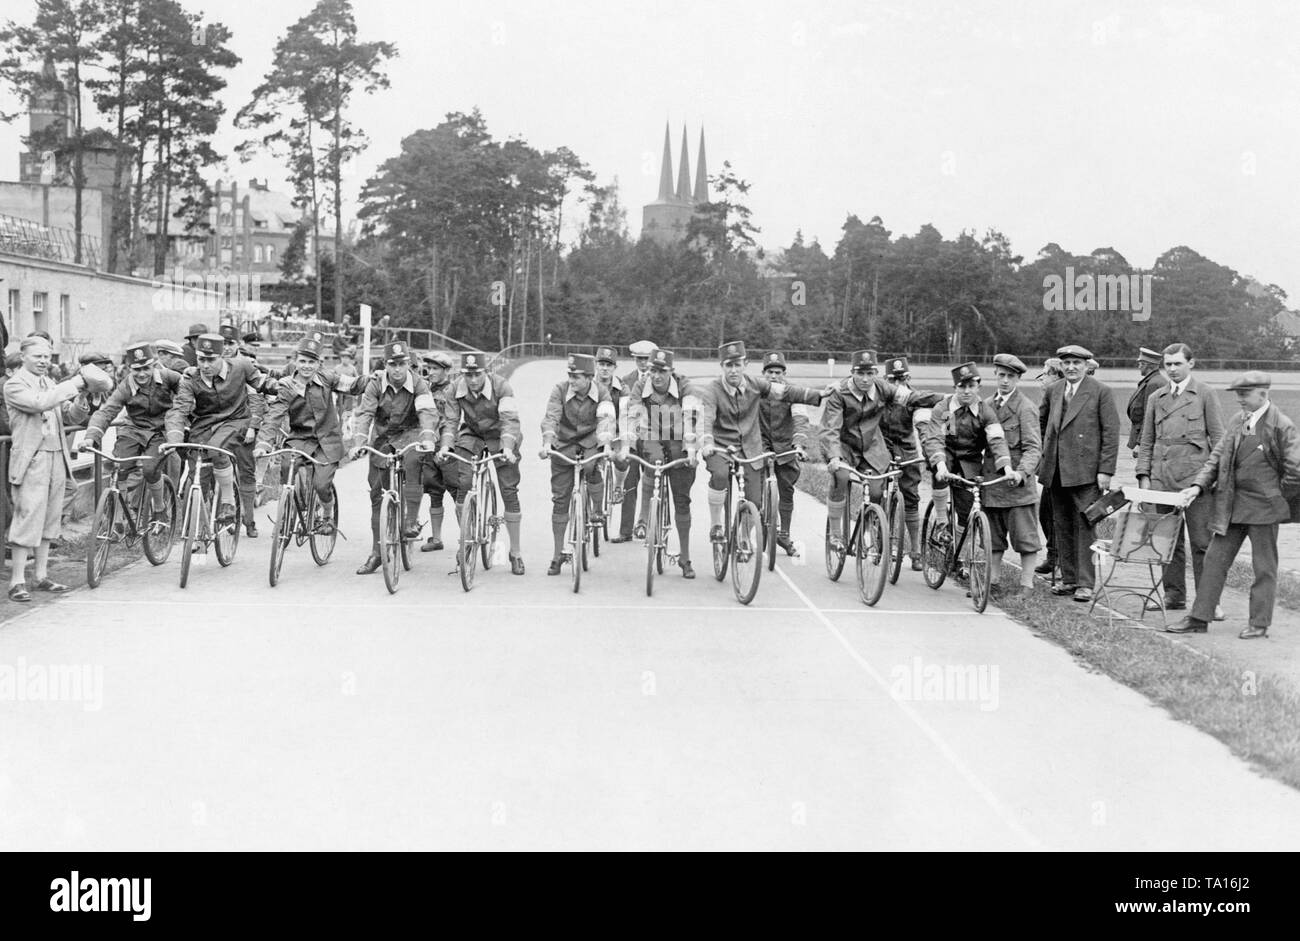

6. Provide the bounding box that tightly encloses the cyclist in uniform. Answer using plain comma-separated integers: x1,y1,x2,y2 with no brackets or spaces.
757,351,813,556
878,356,943,571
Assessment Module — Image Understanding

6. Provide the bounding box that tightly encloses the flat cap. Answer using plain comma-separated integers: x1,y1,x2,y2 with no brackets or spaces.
1227,371,1271,391
718,340,747,363
79,351,112,367
567,353,596,376
1137,347,1162,364
629,340,657,358
153,339,184,356
242,331,261,344
1056,344,1093,360
951,362,980,385
992,353,1028,376
423,351,454,369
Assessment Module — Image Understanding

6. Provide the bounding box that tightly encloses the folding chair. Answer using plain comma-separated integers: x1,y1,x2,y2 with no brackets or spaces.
1089,486,1186,628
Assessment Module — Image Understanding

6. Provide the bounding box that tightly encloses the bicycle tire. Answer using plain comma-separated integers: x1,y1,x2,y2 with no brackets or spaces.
179,490,201,589
458,493,479,592
87,487,118,588
309,483,339,565
765,477,779,573
569,486,583,592
968,510,993,613
590,478,601,559
713,489,731,581
269,487,291,587
825,498,850,581
646,493,659,597
921,501,949,590
215,494,240,567
481,481,500,570
381,492,401,593
142,476,178,565
887,490,905,585
730,499,762,605
856,502,889,606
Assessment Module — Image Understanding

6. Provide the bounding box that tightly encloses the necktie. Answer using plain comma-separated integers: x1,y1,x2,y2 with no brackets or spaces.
1065,384,1075,405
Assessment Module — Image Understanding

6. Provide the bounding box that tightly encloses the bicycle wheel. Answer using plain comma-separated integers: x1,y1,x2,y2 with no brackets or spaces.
765,477,779,572
658,490,671,575
602,471,614,542
968,510,993,613
645,493,660,597
481,482,501,570
179,490,201,589
142,477,178,565
215,494,240,567
569,488,583,592
590,478,601,559
380,491,401,593
730,500,762,605
458,494,479,592
887,490,905,585
87,487,118,588
825,497,850,581
713,490,731,581
856,502,889,606
921,501,950,590
309,483,339,565
269,487,292,587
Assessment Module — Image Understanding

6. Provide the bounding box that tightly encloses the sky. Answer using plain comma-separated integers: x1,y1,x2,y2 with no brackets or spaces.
1,0,1297,301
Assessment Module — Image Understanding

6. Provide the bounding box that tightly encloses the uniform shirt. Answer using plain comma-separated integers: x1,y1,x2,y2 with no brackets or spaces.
352,369,439,451
921,394,1012,472
165,357,270,442
759,395,812,466
258,368,364,462
541,380,615,453
697,375,822,457
624,372,700,461
596,375,625,420
440,375,522,455
88,367,184,444
820,376,911,472
880,386,943,454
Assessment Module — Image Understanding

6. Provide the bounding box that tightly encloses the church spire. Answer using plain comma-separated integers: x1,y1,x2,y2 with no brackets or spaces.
657,122,674,201
693,126,708,204
676,125,692,201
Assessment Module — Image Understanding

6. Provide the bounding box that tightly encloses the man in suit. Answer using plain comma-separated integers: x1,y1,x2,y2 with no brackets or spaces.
1038,343,1120,602
182,322,208,367
983,354,1042,596
612,340,657,543
1127,347,1165,457
4,336,112,602
1033,357,1064,577
1136,342,1225,613
1174,372,1300,638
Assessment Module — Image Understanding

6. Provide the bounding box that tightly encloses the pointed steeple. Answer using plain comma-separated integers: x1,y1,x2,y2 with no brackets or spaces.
693,126,708,204
657,122,674,201
676,125,692,201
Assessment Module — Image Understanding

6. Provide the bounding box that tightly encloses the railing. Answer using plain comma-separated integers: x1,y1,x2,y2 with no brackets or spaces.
0,211,101,269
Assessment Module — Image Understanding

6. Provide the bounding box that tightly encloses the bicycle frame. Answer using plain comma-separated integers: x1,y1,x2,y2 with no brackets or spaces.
545,448,607,593
84,445,177,586
445,449,510,591
628,453,692,596
838,465,900,606
921,472,1013,612
883,456,925,584
263,447,332,586
159,442,240,588
358,441,427,594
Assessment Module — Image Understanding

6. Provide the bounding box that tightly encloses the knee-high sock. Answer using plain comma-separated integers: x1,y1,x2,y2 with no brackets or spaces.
905,510,921,554
551,515,567,559
214,464,236,506
505,510,522,555
828,499,845,539
146,476,167,512
708,488,726,529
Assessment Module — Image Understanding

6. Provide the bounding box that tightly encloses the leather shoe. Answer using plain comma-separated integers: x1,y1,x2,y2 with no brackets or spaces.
709,525,726,544
1213,606,1226,621
1238,625,1268,639
420,538,443,552
1166,616,1208,634
1050,583,1077,596
1073,587,1093,603
402,524,422,540
680,560,695,579
610,533,633,544
1034,560,1055,575
776,533,796,556
910,554,923,572
216,503,236,525
7,583,31,602
510,555,525,575
33,577,71,593
245,522,258,538
547,558,563,576
355,552,382,575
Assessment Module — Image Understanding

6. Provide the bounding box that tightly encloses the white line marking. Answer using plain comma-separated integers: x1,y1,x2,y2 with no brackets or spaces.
772,563,1044,849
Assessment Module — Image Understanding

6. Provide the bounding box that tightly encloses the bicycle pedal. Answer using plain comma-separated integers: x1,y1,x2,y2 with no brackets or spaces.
667,553,679,565
791,541,807,566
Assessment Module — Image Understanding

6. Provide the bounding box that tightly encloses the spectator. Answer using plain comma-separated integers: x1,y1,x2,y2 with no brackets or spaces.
1038,344,1120,603
152,339,190,374
4,336,111,602
1175,372,1300,639
1135,342,1225,615
1127,347,1165,458
182,322,209,367
1033,357,1064,577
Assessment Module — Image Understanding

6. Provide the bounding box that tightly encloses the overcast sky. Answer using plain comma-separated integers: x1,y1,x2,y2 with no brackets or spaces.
2,0,1297,300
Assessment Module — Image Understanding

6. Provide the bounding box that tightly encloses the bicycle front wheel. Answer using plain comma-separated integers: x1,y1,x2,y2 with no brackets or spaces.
825,498,850,581
713,491,731,581
481,481,500,570
178,490,201,589
968,510,993,613
569,488,583,593
269,487,292,587
887,490,905,585
309,484,339,565
646,493,660,597
87,488,118,588
380,491,401,593
142,476,178,565
214,495,240,567
730,500,762,605
765,477,779,572
855,502,889,606
921,501,949,590
458,494,479,592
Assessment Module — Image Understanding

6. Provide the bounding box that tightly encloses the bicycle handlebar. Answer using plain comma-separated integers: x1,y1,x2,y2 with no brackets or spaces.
159,442,235,460
444,450,511,468
356,441,429,462
543,448,607,468
890,456,925,469
82,445,152,465
947,473,1015,490
260,447,329,466
843,466,902,484
627,454,692,472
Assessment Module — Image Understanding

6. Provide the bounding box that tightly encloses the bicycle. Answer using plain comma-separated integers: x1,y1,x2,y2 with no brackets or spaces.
824,465,897,606
883,456,926,585
627,453,693,597
263,448,338,587
358,441,427,594
159,442,241,589
543,449,607,594
84,446,178,588
444,450,510,592
711,449,784,605
920,473,1012,613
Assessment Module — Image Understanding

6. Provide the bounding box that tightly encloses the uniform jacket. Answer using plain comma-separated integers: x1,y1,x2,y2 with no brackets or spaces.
1126,368,1165,450
258,368,363,462
87,367,184,445
1038,375,1120,487
1194,404,1300,534
982,388,1040,508
1134,376,1225,491
165,357,271,443
541,380,616,455
820,376,910,473
920,394,1012,476
439,375,522,455
880,386,944,456
697,375,822,458
352,369,439,452
596,375,626,419
624,372,699,462
759,396,812,466
3,368,82,484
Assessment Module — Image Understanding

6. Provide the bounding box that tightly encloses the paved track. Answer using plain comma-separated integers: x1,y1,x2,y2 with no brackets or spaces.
3,360,1300,850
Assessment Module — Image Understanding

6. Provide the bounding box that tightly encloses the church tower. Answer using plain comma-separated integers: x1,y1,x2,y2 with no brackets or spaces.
641,122,710,245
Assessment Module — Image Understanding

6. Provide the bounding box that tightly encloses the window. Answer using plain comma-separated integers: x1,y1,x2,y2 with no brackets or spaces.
32,291,47,334
6,289,17,335
253,244,264,263
266,244,275,263
59,294,71,336
220,236,232,249
234,241,244,259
